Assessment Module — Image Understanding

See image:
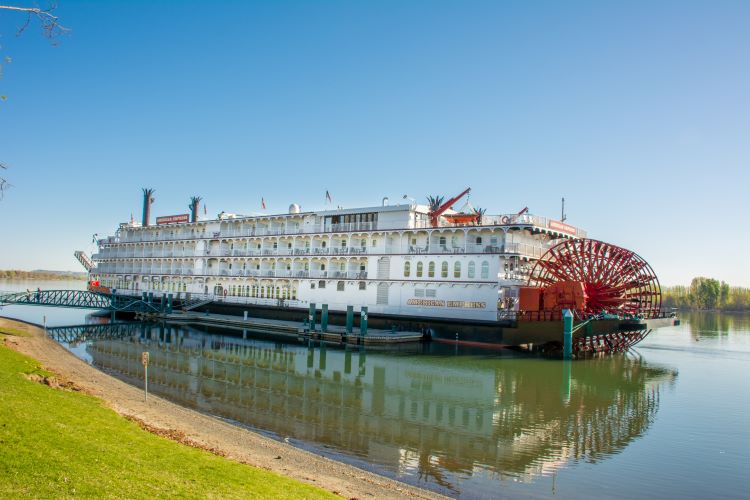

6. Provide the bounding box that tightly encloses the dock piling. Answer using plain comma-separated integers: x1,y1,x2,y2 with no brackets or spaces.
360,306,368,336
563,309,573,360
321,304,329,332
309,303,316,331
346,306,354,333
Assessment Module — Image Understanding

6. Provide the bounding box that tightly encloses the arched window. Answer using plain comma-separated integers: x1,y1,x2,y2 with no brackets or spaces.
404,261,411,277
454,261,461,278
441,262,448,278
481,261,490,279
468,261,475,279
428,261,435,278
417,262,423,277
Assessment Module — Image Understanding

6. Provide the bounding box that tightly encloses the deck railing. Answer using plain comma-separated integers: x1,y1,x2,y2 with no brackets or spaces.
112,212,585,245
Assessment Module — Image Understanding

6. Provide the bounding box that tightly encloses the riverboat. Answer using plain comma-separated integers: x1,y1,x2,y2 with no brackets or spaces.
83,188,675,352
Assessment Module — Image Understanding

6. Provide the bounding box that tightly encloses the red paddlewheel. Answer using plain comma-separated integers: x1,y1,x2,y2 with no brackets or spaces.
528,239,661,319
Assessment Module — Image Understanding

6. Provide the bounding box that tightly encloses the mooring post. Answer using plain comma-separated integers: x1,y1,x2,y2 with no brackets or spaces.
346,305,354,333
321,304,329,332
563,308,573,360
360,306,368,336
309,302,316,331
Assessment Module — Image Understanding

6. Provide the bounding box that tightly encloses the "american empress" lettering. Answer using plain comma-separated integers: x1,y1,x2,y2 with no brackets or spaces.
407,299,486,309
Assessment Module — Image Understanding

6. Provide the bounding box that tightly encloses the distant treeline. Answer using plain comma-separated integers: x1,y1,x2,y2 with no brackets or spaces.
662,277,750,311
0,270,87,281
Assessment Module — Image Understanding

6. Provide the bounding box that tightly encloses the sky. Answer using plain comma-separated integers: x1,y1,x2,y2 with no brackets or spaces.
0,0,748,286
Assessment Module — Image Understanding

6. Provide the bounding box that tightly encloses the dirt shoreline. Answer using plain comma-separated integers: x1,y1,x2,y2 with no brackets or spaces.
1,317,445,500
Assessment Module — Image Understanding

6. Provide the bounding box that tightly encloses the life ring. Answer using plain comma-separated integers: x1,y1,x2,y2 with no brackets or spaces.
501,216,510,224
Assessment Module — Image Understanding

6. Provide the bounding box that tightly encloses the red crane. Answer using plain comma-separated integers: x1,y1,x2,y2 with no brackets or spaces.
430,187,471,227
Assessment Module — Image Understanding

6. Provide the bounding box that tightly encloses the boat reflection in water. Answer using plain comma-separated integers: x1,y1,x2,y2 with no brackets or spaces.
52,322,677,497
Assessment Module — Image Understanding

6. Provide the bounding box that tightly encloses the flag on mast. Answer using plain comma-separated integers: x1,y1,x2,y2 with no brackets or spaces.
325,190,332,204
204,204,207,215
261,197,267,210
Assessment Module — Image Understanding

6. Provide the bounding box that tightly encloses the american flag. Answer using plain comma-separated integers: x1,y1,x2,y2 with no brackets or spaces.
261,197,267,210
325,190,332,204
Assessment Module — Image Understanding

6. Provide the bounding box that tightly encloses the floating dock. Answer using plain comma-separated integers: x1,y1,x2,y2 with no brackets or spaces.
134,310,425,346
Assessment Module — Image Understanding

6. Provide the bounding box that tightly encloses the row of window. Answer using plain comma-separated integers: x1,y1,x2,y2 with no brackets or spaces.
310,281,367,291
404,260,490,280
219,285,297,300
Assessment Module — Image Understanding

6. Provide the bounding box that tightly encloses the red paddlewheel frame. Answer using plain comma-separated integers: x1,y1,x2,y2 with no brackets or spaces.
573,329,652,354
528,238,662,319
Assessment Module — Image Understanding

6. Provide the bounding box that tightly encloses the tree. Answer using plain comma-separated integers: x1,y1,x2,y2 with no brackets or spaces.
0,3,69,199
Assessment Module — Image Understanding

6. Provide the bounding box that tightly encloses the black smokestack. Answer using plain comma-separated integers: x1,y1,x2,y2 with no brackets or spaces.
142,188,155,227
189,196,202,223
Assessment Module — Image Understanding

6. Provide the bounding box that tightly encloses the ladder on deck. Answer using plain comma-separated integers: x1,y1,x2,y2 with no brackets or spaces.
73,251,96,272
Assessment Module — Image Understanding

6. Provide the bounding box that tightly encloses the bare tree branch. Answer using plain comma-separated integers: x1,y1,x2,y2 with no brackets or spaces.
0,4,69,200
0,162,10,200
0,3,70,39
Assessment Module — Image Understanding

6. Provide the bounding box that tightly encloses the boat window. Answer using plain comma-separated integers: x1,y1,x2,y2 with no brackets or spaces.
415,289,425,297
417,262,423,277
441,262,448,278
428,262,435,278
318,281,326,289
454,261,461,278
372,239,377,247
320,264,326,271
481,261,489,279
439,236,446,246
476,237,482,245
341,240,346,247
359,281,366,290
426,289,437,298
404,261,411,277
337,281,345,291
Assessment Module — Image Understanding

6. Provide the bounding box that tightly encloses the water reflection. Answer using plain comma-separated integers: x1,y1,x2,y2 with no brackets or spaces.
684,312,750,339
53,323,677,496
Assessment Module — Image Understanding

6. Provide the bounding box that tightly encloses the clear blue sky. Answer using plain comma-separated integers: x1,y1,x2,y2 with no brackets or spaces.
1,1,748,286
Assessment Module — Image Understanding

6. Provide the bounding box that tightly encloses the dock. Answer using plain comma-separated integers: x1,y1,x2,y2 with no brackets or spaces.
134,310,425,346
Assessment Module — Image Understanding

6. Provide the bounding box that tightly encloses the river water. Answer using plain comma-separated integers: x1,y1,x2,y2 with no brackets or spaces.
2,280,749,499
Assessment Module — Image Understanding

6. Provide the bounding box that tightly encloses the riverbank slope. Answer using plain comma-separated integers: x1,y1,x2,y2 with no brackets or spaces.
0,317,441,499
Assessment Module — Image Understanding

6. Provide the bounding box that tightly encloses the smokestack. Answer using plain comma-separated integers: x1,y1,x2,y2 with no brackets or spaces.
189,196,202,223
142,188,155,227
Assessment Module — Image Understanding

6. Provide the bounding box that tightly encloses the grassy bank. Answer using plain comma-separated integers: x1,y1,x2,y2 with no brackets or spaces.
0,328,334,499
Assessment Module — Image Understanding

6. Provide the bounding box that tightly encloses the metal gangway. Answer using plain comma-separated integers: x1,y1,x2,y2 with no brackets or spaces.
0,289,162,313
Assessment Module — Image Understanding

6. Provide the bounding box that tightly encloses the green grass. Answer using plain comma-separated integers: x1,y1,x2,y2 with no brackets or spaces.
0,338,335,499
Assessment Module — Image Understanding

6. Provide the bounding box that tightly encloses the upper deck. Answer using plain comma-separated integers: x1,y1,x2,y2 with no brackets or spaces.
101,203,586,246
